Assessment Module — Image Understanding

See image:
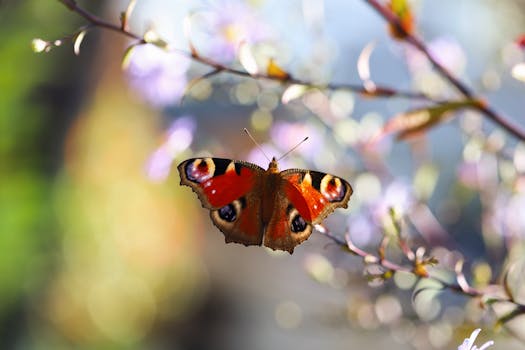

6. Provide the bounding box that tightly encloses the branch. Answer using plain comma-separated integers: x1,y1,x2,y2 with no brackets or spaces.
57,0,442,102
319,225,525,309
363,0,525,140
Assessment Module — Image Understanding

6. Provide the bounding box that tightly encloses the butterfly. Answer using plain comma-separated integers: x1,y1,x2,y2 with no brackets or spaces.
177,157,353,254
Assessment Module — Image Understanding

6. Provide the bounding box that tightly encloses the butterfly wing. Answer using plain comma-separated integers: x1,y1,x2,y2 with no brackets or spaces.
263,169,353,253
178,158,266,246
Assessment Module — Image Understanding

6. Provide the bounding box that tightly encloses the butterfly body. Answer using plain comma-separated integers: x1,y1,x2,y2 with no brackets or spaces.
178,157,352,253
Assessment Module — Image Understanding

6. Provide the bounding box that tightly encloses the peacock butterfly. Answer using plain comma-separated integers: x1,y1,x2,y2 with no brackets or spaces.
177,157,352,254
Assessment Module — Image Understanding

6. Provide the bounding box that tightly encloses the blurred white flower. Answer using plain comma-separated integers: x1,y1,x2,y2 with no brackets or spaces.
270,121,323,161
458,328,494,350
146,116,196,182
127,44,191,107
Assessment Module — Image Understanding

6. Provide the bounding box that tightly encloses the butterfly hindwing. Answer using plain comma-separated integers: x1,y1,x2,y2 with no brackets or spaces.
263,189,313,254
263,169,352,254
280,169,352,223
178,158,266,246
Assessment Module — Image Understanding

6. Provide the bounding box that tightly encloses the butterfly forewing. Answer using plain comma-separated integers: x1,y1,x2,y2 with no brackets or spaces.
178,158,264,208
178,158,266,246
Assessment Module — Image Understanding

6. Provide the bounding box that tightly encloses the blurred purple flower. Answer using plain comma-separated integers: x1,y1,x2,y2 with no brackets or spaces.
127,44,191,107
428,36,467,75
198,0,271,62
405,36,466,76
246,143,281,168
270,121,323,161
372,181,414,219
146,116,196,182
348,181,414,246
347,213,375,247
488,190,525,239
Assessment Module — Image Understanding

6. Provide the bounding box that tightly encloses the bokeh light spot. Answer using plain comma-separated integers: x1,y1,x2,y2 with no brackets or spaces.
275,301,302,329
374,295,402,324
251,109,273,131
394,271,417,290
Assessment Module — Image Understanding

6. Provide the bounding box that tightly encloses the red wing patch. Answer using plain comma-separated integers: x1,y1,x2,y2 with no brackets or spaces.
202,167,257,208
283,174,328,222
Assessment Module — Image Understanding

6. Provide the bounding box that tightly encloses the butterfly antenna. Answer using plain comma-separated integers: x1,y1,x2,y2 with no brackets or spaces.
278,136,309,161
243,128,271,161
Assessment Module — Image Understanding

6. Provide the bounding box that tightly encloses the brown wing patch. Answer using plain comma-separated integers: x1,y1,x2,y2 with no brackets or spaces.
263,194,313,254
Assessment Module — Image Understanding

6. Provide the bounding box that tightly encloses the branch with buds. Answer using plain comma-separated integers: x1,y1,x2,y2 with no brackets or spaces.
316,209,525,329
33,0,525,142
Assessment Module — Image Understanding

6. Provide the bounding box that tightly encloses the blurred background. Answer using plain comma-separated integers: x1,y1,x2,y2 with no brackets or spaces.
1,0,525,349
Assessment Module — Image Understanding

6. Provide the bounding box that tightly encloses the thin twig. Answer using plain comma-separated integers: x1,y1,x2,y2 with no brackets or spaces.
57,0,443,102
320,227,523,307
363,0,525,140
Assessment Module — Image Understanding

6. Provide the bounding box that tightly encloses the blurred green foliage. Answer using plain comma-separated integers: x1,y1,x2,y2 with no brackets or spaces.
0,0,77,323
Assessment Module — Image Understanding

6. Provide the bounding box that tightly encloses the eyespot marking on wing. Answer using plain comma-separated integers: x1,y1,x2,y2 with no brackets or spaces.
286,204,309,234
215,198,244,224
320,175,346,202
185,158,215,183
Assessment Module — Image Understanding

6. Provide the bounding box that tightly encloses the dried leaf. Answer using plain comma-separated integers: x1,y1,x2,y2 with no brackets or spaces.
357,41,376,91
382,99,481,140
387,0,415,39
183,14,199,57
455,259,471,293
496,307,525,327
73,30,86,56
143,29,168,49
281,84,308,104
120,0,137,30
121,44,137,70
238,43,258,75
267,58,290,80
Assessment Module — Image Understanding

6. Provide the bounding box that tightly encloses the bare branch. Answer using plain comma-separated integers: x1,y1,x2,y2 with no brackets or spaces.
363,0,525,140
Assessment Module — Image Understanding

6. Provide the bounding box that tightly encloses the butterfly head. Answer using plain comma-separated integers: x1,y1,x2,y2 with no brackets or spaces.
268,157,279,174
